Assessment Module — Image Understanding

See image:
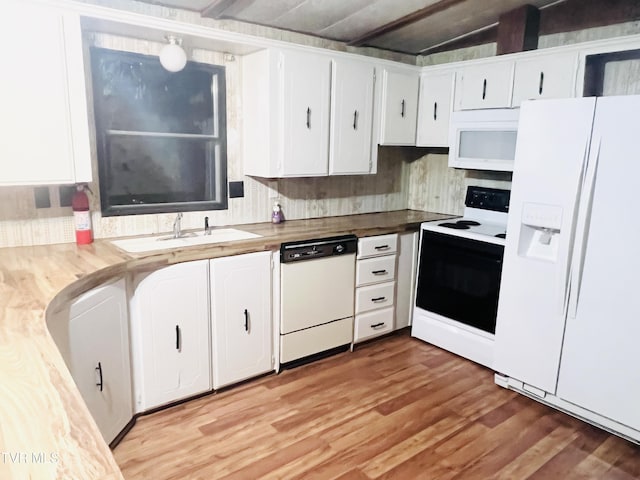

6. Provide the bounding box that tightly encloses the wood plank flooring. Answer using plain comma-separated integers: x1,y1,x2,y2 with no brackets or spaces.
114,331,640,479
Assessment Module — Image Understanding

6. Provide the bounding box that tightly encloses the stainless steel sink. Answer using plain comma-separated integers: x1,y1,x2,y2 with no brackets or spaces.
110,228,262,253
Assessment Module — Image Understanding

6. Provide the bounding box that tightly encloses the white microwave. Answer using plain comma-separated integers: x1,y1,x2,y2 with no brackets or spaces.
449,108,519,172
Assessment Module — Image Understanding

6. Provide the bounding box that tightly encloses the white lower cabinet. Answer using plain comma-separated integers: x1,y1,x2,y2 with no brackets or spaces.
210,252,273,389
67,278,132,444
130,260,211,412
354,234,398,343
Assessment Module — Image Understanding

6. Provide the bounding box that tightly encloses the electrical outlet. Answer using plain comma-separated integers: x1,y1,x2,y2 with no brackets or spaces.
34,187,51,209
229,181,244,198
58,185,76,207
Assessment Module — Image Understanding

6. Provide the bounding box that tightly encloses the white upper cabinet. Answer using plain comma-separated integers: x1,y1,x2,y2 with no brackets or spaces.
416,71,455,147
67,279,132,445
210,252,273,389
0,2,91,186
454,60,515,110
282,50,332,176
511,52,578,106
379,68,419,145
130,260,211,412
329,58,375,175
243,48,378,177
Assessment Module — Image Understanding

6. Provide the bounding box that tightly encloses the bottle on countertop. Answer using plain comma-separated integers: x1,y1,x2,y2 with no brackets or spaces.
272,202,284,224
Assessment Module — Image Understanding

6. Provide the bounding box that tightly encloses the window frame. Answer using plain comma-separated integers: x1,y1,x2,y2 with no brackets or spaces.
90,47,228,217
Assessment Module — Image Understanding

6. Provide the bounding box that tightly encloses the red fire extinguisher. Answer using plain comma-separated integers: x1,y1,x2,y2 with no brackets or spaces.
72,184,93,245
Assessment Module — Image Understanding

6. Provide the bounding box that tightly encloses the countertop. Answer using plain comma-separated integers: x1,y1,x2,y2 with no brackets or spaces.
0,209,451,479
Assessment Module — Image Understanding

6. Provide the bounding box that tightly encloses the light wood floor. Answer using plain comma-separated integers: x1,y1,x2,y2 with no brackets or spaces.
114,331,640,479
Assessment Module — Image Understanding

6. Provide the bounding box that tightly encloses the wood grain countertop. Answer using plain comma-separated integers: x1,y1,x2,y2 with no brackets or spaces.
0,209,452,479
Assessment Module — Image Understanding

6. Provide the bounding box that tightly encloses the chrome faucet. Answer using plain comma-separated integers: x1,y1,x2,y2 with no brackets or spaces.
204,216,211,236
172,213,183,239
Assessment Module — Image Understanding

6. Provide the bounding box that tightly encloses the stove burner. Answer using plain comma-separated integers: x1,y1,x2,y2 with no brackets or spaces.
439,222,470,230
495,233,506,239
456,220,481,226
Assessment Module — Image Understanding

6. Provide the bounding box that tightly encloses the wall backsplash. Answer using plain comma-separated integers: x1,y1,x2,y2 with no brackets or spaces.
407,154,511,215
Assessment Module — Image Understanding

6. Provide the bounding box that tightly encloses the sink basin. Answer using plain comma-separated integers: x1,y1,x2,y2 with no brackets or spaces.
111,228,262,253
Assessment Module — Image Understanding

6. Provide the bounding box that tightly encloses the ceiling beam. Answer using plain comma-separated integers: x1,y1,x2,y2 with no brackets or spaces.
496,4,540,55
347,0,468,47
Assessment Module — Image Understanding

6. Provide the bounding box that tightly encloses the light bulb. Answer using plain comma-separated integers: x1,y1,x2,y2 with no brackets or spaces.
159,36,187,72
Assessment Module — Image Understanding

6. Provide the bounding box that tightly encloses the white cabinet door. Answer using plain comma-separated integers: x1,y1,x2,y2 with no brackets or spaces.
511,52,578,106
395,232,418,330
329,58,375,175
131,260,211,411
282,50,331,176
210,252,272,389
379,69,419,145
0,2,90,186
455,61,514,110
417,71,454,147
68,279,132,445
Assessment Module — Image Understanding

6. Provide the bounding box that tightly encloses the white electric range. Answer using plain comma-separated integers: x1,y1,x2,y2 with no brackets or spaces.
411,186,510,368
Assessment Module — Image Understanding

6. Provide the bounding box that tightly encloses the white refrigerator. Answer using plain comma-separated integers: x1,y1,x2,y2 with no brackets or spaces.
494,95,640,442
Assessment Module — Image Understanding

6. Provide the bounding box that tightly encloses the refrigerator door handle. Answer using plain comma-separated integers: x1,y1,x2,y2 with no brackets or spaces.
568,137,602,319
559,139,590,318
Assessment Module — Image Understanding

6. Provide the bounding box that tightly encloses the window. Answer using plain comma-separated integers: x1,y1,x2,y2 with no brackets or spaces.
90,47,227,216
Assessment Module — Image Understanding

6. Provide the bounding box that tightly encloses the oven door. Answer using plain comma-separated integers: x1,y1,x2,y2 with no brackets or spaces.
416,230,504,334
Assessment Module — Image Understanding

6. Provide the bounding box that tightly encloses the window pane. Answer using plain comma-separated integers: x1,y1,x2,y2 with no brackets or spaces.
105,135,218,206
91,48,217,135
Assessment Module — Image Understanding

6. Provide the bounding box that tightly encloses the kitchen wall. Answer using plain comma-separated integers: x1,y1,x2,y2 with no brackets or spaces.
0,32,412,248
2,5,640,248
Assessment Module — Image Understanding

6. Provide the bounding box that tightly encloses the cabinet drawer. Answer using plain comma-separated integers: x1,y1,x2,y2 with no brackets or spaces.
356,256,397,286
354,308,394,342
358,234,398,258
355,282,395,314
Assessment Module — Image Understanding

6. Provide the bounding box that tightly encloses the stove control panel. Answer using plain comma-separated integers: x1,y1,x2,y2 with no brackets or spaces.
465,186,510,213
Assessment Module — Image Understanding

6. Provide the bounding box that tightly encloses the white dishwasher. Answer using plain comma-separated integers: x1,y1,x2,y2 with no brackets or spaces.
280,235,357,364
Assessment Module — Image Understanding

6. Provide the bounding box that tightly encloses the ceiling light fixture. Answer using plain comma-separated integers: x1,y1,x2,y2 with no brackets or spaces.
159,35,187,72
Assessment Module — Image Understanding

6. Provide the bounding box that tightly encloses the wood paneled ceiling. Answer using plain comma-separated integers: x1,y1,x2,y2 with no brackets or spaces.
136,0,640,55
